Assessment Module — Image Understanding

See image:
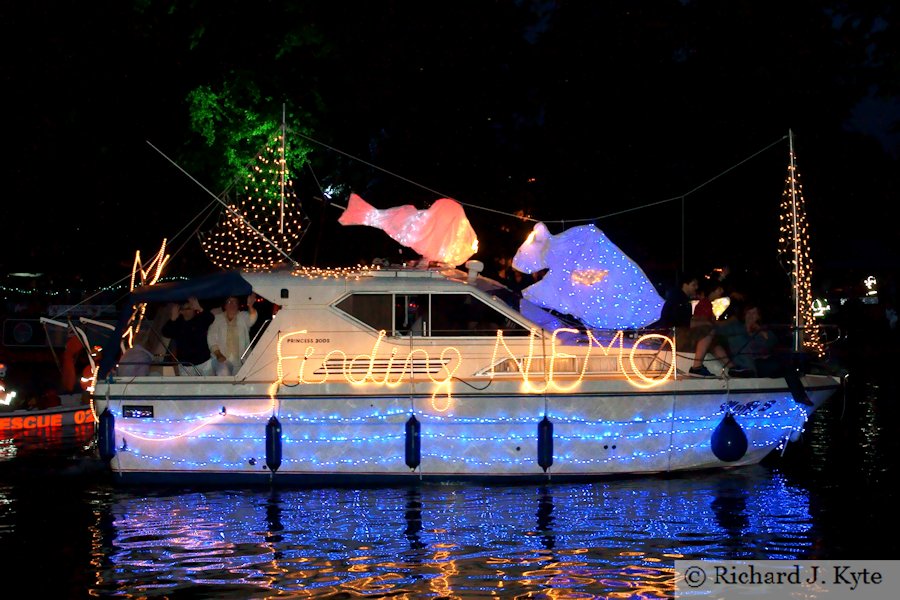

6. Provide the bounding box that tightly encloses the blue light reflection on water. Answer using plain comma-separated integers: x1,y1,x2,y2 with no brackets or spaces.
81,467,813,598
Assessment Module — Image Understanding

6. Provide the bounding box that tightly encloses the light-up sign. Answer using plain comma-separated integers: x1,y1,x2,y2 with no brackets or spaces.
811,298,831,318
864,275,878,296
274,327,676,411
123,239,170,351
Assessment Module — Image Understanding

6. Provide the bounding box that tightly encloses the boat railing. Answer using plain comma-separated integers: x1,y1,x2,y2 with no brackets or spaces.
242,318,271,363
713,321,842,351
115,356,180,378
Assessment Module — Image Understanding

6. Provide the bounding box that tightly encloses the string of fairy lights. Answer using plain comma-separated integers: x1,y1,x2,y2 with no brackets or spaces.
777,151,824,356
0,276,190,300
108,398,809,471
200,134,309,270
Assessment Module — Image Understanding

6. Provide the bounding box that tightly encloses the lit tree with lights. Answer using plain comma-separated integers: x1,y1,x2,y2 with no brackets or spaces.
778,132,823,356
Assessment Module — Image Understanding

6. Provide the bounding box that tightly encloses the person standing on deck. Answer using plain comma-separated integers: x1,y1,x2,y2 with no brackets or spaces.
207,293,258,376
162,296,215,376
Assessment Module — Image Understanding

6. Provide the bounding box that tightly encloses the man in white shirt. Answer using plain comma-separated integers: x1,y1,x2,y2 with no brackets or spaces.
208,292,258,375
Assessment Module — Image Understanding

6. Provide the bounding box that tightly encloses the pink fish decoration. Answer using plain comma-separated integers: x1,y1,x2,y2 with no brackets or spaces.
338,193,479,266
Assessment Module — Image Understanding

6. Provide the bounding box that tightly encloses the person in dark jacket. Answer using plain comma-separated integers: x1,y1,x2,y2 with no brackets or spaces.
161,296,215,376
658,272,746,377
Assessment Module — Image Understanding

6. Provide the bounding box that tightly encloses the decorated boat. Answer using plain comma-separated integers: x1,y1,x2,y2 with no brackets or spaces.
89,128,840,484
88,261,840,485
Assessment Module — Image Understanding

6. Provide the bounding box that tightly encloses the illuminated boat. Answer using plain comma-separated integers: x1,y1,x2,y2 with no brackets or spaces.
91,265,842,485
1,360,95,435
0,396,96,435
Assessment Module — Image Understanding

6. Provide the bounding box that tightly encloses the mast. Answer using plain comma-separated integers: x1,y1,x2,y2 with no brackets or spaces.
280,103,286,234
789,129,800,352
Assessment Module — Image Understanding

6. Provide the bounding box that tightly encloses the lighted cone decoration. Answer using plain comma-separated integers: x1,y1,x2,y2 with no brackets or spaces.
778,145,823,356
201,134,309,270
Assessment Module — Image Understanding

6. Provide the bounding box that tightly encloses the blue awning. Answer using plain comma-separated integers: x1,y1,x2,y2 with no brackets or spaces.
98,271,252,377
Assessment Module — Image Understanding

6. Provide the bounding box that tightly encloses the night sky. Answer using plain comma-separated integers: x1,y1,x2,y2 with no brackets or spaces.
3,1,898,310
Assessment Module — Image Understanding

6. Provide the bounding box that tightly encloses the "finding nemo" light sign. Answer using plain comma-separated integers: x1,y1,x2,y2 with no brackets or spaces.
272,328,677,411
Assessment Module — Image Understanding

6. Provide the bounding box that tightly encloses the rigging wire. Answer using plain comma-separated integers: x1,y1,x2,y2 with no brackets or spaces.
289,128,527,220
292,127,788,226
146,140,298,266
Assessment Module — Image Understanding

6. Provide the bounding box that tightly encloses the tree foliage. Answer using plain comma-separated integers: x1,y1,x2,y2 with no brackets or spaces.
186,84,314,195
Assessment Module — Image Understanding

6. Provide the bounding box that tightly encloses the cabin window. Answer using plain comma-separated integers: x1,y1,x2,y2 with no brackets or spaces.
430,293,529,336
336,292,530,337
395,294,429,336
335,294,393,332
492,356,578,373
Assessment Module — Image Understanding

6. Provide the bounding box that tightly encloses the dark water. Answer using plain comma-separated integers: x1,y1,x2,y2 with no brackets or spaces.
1,369,898,598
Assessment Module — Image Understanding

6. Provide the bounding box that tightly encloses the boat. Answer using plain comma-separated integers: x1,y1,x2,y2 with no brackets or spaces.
0,298,115,439
1,357,95,436
87,127,841,485
0,373,95,439
89,263,842,485
0,400,96,435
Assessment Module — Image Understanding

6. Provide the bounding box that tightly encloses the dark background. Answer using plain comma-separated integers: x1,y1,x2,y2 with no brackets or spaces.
2,1,898,316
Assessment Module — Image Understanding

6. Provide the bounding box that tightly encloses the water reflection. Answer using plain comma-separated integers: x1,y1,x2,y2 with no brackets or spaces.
785,373,898,487
404,486,424,552
709,476,750,558
535,485,555,551
84,468,815,598
0,423,94,459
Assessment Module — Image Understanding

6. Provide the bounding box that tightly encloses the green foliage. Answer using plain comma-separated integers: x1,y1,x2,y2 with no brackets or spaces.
186,84,314,194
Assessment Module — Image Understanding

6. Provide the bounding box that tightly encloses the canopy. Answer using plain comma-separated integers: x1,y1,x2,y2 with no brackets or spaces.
98,271,252,377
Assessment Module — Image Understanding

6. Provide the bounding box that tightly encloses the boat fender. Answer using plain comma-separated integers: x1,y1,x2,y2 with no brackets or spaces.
784,369,813,406
265,416,282,473
98,408,117,461
405,415,421,470
537,416,553,471
711,412,748,462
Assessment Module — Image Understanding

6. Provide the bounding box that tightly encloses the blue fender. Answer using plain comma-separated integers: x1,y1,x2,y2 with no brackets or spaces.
98,408,116,461
711,412,748,462
537,416,553,471
405,415,421,469
265,416,282,472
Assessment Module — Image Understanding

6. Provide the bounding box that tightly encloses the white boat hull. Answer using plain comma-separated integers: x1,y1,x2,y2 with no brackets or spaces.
94,375,838,484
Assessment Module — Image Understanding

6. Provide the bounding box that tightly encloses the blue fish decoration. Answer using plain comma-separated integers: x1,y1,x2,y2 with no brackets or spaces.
512,223,664,330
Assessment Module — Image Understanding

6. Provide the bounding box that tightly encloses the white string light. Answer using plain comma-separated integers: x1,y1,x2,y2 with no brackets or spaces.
778,152,823,356
201,134,308,270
